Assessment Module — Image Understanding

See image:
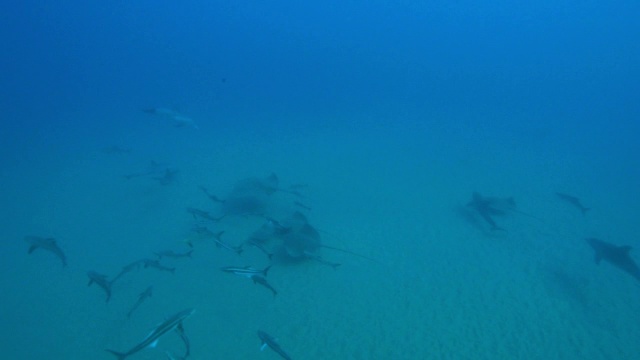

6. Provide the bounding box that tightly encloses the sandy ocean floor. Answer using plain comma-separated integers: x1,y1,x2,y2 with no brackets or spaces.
1,113,639,359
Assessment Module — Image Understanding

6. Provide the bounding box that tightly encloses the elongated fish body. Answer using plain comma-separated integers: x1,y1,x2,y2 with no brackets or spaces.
212,233,244,255
155,250,193,260
247,239,274,259
142,259,176,274
221,265,271,278
556,192,589,215
127,286,153,319
107,308,195,360
186,207,223,222
586,238,640,283
251,275,278,296
24,236,67,267
87,271,113,302
113,260,144,283
143,108,199,130
258,330,292,360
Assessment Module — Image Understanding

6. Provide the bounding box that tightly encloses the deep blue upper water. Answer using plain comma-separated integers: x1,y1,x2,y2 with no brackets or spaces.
1,1,639,359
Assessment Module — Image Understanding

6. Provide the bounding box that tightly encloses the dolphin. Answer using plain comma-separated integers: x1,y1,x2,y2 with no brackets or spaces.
23,236,67,267
142,108,199,129
127,286,153,319
251,275,278,296
87,271,113,302
556,192,589,215
186,207,223,222
112,260,145,283
212,232,244,255
258,330,292,360
154,249,193,260
153,168,179,186
124,160,166,180
586,238,640,283
221,265,271,278
141,259,176,274
107,308,195,360
246,238,274,259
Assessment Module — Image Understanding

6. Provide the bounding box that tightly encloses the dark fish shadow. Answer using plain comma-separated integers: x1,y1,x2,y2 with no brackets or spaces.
453,205,506,238
541,265,590,309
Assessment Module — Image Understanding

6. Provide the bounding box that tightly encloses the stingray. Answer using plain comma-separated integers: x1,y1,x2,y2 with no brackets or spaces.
270,211,378,265
200,174,280,217
465,192,550,232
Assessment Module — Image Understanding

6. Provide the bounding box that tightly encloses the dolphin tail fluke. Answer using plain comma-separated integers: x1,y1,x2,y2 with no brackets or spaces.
105,349,128,360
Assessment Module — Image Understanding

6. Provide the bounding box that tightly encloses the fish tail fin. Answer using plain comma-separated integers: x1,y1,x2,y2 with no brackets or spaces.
236,246,244,255
215,231,225,240
263,265,272,277
187,250,194,258
105,349,128,360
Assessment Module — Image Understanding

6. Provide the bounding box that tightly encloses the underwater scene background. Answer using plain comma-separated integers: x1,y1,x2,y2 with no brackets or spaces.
1,1,639,359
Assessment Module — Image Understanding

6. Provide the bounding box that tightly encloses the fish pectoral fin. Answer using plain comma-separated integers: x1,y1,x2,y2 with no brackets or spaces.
260,343,267,351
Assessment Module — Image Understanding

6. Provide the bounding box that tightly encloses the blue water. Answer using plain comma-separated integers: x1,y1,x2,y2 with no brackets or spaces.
1,1,639,359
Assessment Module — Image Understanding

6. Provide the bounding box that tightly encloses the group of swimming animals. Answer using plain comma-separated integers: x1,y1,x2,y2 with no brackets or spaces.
22,124,640,359
24,169,375,360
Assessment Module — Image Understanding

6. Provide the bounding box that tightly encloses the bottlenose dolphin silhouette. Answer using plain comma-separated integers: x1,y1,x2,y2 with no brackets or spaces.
586,238,640,283
153,168,179,186
88,271,113,302
142,108,199,129
24,236,67,267
556,192,589,215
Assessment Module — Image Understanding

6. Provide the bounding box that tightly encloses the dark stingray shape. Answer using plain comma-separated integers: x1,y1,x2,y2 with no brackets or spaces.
466,192,516,231
207,174,279,217
281,223,321,258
